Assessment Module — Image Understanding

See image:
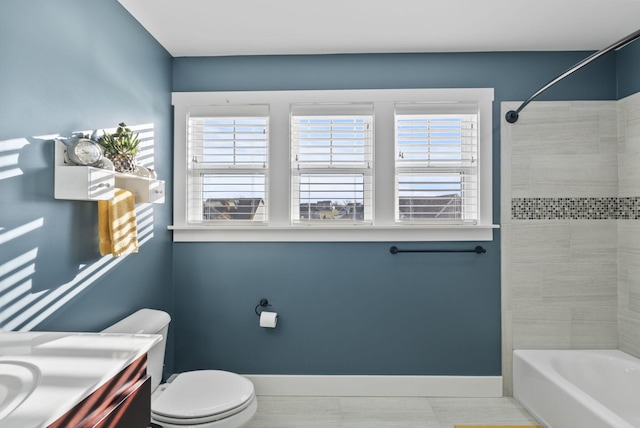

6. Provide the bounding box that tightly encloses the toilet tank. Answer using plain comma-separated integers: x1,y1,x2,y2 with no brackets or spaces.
102,308,171,392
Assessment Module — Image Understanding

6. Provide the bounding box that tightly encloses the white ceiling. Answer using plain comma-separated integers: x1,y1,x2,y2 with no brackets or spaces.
117,0,640,57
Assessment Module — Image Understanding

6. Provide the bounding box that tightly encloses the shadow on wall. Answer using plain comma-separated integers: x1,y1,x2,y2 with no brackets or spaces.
0,124,157,331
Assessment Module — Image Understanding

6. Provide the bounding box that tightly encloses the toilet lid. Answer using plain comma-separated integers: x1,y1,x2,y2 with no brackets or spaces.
152,370,255,419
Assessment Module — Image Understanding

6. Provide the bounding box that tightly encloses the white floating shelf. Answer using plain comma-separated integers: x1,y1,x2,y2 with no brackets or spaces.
54,140,165,204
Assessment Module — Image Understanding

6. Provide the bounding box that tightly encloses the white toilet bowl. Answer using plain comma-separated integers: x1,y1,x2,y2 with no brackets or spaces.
150,370,257,428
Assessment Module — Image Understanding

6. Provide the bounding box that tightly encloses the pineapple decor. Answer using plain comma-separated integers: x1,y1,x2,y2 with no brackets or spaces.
98,122,140,173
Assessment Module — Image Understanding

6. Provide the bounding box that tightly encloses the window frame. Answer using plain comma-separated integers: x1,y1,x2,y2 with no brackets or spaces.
171,88,496,242
291,105,374,225
187,106,270,224
394,107,480,225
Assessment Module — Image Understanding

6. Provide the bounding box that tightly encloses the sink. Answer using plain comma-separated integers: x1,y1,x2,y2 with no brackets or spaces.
0,361,40,420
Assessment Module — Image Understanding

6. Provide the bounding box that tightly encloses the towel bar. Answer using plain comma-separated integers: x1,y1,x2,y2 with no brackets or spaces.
389,246,486,254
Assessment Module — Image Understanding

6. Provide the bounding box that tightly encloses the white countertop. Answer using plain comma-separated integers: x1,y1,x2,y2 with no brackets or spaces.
0,331,160,428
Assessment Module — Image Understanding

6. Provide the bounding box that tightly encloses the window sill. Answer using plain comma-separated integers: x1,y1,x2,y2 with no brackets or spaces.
169,224,499,242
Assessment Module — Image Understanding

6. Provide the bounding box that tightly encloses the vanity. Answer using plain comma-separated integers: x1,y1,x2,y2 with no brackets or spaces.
0,331,160,428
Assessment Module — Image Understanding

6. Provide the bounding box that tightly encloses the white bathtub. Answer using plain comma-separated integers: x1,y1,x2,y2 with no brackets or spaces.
513,349,640,428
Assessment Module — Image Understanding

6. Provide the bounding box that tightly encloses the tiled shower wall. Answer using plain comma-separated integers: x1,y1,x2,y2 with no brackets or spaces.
618,93,640,358
501,95,640,395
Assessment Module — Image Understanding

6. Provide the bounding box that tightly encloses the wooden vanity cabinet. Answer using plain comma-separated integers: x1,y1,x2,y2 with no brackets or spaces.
48,354,151,428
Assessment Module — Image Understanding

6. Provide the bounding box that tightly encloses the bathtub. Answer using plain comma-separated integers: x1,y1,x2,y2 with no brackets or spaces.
513,349,640,428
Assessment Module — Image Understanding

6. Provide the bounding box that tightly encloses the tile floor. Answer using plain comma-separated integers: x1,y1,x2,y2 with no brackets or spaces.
245,396,539,428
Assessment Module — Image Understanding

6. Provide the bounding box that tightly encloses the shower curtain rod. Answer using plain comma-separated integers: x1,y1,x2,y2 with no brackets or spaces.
505,28,640,124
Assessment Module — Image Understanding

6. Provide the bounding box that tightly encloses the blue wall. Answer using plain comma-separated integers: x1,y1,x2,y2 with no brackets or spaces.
171,51,617,376
618,38,640,98
0,0,174,370
173,51,618,102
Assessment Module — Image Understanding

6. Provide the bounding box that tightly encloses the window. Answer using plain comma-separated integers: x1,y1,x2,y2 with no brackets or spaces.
187,105,269,224
395,104,478,224
172,89,495,242
291,104,373,223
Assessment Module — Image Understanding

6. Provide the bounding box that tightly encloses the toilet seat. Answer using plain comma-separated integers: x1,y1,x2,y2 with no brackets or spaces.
151,370,256,426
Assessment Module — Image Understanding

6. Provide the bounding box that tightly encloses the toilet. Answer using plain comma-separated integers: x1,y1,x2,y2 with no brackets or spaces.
102,308,257,428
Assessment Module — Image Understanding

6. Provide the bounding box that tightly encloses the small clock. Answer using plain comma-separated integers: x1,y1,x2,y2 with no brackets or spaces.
66,138,103,167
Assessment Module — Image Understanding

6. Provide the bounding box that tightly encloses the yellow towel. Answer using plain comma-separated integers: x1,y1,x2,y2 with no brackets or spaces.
98,188,139,257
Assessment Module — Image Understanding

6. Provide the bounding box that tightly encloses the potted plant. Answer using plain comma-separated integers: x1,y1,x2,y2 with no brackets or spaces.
98,122,140,173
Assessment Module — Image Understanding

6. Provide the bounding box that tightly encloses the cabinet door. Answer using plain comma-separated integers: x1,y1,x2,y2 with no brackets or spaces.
88,169,115,200
93,377,151,428
54,166,114,201
148,179,165,204
113,176,165,204
48,355,149,428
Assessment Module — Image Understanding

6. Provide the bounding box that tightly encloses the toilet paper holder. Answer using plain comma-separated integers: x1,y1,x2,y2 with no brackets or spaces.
254,298,272,316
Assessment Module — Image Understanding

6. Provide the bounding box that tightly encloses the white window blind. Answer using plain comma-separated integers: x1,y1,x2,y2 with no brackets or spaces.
291,104,373,223
395,104,478,223
188,105,269,223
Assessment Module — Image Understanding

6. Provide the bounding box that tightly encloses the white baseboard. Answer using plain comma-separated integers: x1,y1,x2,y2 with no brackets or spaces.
243,375,503,397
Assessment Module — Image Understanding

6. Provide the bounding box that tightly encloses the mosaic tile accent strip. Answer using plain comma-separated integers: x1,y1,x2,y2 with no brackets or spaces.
512,197,640,220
